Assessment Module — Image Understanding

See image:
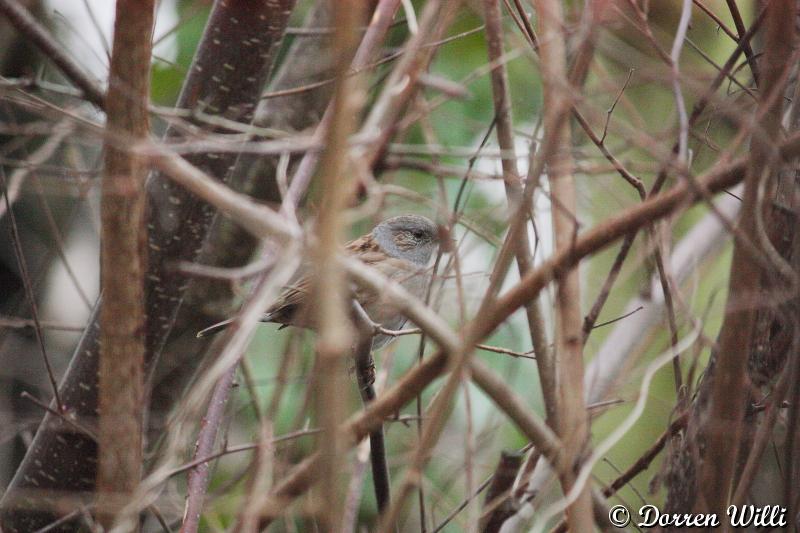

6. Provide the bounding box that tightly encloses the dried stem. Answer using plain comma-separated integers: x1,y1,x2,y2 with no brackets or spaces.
95,0,154,528
308,2,366,528
699,0,794,519
179,365,237,533
482,0,555,426
533,0,593,528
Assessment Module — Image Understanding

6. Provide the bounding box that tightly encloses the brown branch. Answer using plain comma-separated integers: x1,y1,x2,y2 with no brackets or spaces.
482,0,556,429
179,365,236,533
0,2,297,531
533,0,593,528
282,0,402,215
724,0,760,86
692,0,739,43
308,2,366,528
94,1,154,528
699,0,795,520
147,110,800,521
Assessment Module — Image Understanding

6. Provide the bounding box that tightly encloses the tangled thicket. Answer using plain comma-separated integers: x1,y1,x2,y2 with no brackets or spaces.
0,0,798,531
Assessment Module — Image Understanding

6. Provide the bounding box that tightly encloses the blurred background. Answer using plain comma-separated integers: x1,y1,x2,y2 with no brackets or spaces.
0,0,771,530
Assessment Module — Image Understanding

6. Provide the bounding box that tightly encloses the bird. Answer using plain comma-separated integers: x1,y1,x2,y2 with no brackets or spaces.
196,214,440,349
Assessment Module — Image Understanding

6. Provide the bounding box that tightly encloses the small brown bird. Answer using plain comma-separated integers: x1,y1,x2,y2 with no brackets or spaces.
197,214,440,349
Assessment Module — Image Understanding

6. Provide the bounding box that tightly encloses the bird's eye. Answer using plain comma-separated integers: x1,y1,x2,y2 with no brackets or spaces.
411,230,424,239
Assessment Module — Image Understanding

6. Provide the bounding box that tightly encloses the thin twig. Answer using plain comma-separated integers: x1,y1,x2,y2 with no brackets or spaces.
0,167,62,411
0,315,85,332
590,306,645,330
0,0,105,108
20,391,97,441
281,0,402,217
179,366,237,533
600,68,634,145
166,429,322,479
724,0,760,85
476,343,536,359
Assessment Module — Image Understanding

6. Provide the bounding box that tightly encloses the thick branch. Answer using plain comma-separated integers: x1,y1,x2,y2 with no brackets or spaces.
482,0,555,427
699,0,795,519
95,0,154,528
0,2,296,531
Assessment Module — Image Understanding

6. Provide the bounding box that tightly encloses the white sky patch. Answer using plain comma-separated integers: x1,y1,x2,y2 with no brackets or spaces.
472,130,555,270
39,1,178,348
448,129,557,344
46,0,179,80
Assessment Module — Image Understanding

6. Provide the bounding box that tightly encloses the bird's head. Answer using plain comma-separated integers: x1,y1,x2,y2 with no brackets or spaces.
373,214,439,265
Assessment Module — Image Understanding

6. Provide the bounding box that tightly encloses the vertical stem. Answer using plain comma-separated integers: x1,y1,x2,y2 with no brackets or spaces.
482,0,556,426
179,366,237,533
311,1,366,528
700,0,795,520
96,0,154,528
532,0,593,529
1,3,296,530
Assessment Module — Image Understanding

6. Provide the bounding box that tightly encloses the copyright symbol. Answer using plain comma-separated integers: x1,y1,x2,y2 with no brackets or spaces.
608,504,631,528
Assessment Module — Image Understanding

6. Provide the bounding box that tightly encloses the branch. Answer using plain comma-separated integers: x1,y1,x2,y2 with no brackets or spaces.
142,117,800,521
308,2,366,527
699,0,794,518
0,2,297,530
282,0,402,216
179,365,237,533
482,0,555,428
356,0,458,169
532,0,593,528
95,0,154,528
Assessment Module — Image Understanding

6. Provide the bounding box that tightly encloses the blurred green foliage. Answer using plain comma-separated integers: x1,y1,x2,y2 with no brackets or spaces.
165,0,756,529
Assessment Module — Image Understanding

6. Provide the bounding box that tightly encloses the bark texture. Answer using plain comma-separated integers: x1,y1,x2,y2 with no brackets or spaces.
95,0,154,528
0,2,296,531
664,1,799,523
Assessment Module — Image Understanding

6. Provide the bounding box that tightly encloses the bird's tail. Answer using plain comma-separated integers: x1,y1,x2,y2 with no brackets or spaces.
196,317,237,338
